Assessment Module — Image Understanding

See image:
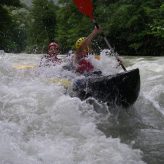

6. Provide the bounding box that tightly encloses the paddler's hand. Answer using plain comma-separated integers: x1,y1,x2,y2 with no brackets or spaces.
93,26,102,34
116,57,123,68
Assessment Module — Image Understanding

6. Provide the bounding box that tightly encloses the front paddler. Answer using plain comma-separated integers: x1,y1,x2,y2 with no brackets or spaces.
73,26,102,74
40,41,62,67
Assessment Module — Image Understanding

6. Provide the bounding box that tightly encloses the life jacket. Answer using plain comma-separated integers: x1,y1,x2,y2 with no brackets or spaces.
76,58,94,74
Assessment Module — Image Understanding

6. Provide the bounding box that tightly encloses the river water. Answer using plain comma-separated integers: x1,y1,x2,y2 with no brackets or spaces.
0,53,164,164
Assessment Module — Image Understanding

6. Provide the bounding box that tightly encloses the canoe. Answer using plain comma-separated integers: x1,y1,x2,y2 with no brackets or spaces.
72,68,140,108
13,63,140,107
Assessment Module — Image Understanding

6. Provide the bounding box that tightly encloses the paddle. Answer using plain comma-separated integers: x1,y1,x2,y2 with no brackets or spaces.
13,64,36,70
48,78,71,88
73,0,127,71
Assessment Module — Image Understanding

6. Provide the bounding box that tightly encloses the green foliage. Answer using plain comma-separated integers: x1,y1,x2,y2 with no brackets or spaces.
0,5,12,51
0,0,163,55
27,0,57,53
0,0,20,6
10,8,30,52
148,3,164,38
0,6,15,52
0,0,27,52
94,0,164,55
56,2,92,52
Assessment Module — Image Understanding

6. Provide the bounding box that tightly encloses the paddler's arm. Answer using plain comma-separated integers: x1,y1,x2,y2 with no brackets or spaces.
76,26,102,54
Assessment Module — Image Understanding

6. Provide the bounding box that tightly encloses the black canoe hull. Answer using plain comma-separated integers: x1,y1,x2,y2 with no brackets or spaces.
73,68,140,108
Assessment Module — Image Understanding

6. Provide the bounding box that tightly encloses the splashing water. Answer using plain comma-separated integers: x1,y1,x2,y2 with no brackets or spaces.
0,53,146,164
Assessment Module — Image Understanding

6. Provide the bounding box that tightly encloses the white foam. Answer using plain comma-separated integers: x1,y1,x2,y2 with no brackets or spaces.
0,53,145,164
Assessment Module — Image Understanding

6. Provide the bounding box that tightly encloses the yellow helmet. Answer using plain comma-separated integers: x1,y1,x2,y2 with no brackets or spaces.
75,37,86,49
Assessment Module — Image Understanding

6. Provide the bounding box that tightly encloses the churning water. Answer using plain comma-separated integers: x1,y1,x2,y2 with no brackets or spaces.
0,53,164,164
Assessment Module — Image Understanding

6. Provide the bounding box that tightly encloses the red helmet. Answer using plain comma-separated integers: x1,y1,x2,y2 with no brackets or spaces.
48,42,59,49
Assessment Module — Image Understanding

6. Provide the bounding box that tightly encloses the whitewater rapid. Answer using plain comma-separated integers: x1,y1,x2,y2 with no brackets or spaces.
1,52,163,164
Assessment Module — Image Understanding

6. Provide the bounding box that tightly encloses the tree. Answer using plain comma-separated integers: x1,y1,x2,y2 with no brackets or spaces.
56,1,92,52
0,0,22,52
0,0,20,6
27,0,58,53
93,0,164,55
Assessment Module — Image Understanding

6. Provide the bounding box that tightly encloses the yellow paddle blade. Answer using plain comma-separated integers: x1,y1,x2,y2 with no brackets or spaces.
48,78,72,88
13,64,36,70
95,55,101,60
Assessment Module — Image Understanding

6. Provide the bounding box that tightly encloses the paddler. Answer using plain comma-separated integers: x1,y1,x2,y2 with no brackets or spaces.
39,41,62,67
73,26,102,74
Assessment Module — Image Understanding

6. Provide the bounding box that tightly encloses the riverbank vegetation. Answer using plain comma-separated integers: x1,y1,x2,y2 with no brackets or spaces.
0,0,163,55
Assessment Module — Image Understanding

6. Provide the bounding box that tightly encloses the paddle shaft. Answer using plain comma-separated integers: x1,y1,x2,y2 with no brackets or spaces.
93,20,127,71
